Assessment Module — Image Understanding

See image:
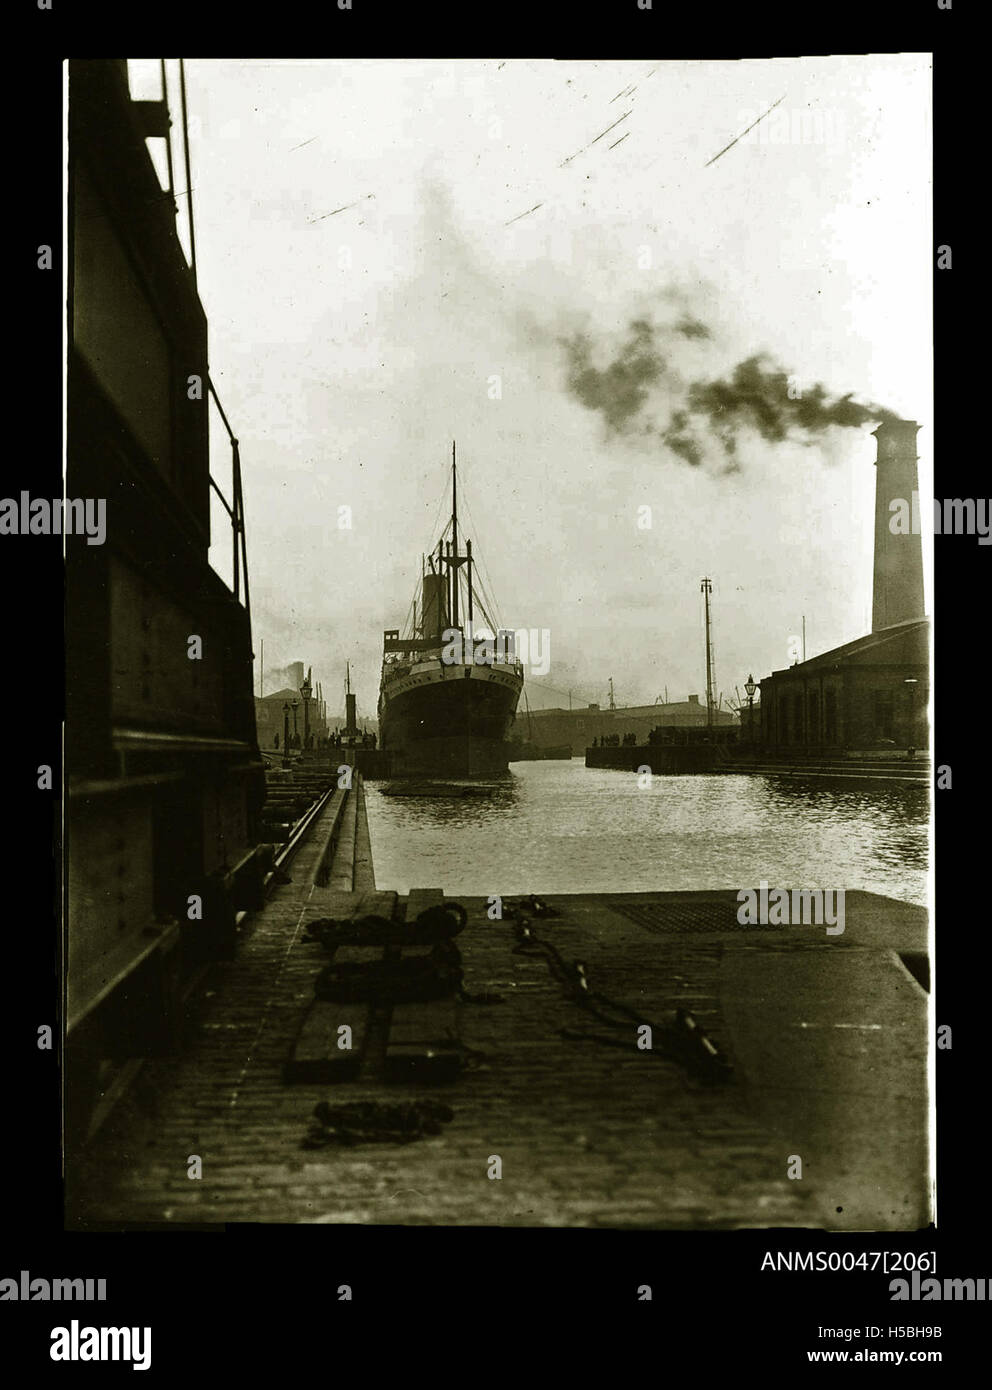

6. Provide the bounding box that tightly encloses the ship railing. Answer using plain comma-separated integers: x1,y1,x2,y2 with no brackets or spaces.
382,656,524,679
383,649,444,666
206,377,252,623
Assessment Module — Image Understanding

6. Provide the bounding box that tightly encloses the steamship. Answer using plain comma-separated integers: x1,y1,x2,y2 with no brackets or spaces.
378,447,524,776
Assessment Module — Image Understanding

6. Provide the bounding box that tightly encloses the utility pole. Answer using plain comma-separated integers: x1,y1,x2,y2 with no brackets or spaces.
450,441,459,630
701,577,715,728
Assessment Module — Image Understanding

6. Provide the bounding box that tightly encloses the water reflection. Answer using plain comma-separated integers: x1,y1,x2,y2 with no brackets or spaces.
365,759,929,903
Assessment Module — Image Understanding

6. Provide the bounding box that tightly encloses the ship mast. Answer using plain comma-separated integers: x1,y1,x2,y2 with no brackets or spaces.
441,440,471,635
451,442,459,629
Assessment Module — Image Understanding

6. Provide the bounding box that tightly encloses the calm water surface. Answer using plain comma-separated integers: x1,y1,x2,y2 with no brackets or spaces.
365,759,929,904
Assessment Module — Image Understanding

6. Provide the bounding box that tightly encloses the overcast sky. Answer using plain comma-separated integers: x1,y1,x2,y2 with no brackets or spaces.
130,56,931,717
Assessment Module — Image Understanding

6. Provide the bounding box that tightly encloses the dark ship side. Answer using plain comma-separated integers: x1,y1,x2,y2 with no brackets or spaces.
67,61,264,1140
378,447,523,776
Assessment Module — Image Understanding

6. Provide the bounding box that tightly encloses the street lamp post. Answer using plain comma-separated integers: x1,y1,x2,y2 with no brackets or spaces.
744,673,757,748
904,677,918,757
282,702,292,769
300,672,312,751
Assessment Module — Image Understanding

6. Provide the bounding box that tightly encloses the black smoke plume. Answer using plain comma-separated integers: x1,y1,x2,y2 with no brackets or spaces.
561,318,666,435
559,314,896,468
679,353,897,455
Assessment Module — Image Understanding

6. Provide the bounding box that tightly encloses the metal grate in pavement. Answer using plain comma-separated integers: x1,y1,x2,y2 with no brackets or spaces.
608,899,785,934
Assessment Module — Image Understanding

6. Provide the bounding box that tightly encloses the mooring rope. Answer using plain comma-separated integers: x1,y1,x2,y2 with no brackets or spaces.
508,915,733,1085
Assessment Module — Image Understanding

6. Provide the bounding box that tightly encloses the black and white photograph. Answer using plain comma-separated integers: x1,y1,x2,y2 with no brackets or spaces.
59,54,938,1242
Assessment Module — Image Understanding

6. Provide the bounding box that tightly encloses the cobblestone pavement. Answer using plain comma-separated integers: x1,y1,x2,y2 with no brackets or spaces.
67,880,928,1230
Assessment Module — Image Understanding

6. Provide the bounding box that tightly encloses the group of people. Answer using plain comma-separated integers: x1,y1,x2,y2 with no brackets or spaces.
272,730,378,751
323,730,378,749
591,732,637,748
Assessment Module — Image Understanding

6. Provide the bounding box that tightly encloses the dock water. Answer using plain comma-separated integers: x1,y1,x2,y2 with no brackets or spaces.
587,743,932,783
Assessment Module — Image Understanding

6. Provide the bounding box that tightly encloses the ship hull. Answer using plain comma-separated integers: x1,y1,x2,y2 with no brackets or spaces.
379,663,522,777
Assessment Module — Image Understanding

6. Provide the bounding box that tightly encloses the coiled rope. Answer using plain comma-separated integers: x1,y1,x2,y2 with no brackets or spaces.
302,1099,455,1148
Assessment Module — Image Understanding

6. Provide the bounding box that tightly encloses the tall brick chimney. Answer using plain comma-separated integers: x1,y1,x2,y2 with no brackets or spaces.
871,418,925,632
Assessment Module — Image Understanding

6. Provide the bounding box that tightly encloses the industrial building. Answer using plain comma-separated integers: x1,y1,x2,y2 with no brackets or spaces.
254,661,328,749
760,418,930,753
525,696,738,753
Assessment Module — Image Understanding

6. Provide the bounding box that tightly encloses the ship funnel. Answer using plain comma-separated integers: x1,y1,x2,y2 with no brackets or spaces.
421,573,447,640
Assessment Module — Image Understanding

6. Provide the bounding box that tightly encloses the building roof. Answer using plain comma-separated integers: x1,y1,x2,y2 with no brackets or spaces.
761,617,929,682
528,701,738,724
